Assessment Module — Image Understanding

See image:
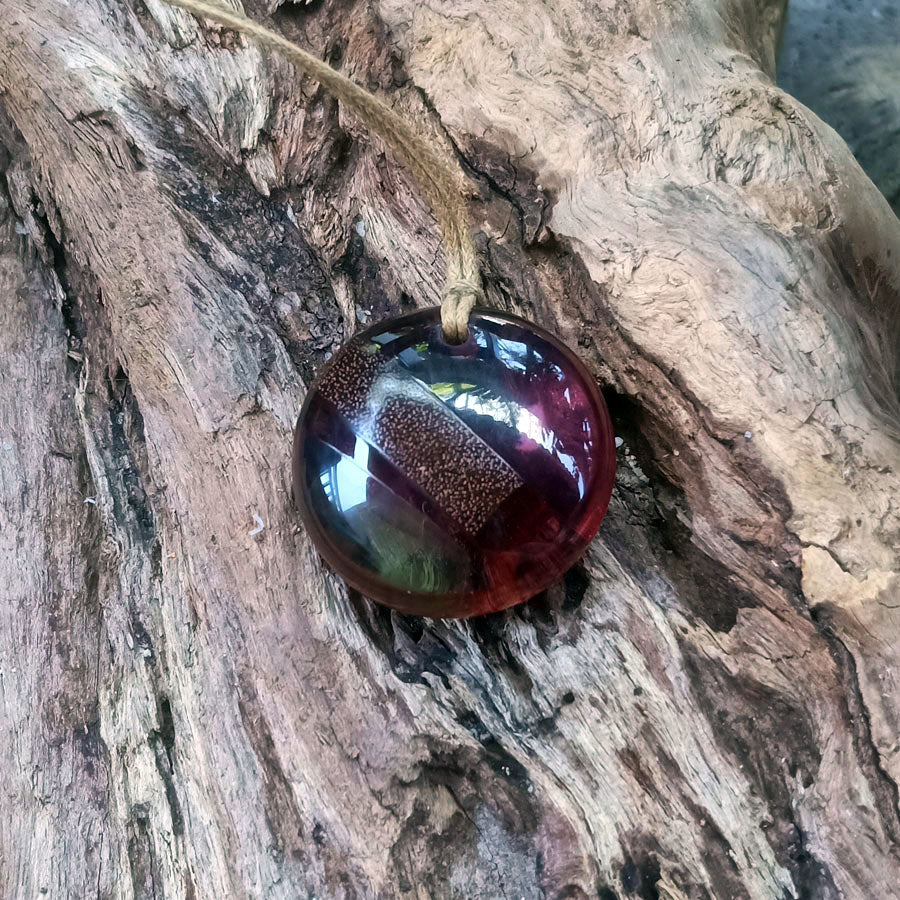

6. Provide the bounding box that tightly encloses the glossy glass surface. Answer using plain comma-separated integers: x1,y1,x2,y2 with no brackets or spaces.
292,308,616,617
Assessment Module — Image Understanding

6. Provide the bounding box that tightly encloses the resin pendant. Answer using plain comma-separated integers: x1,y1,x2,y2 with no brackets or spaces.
292,308,616,618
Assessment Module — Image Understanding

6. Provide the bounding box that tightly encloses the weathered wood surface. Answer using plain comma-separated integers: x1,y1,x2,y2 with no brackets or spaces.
1,0,899,897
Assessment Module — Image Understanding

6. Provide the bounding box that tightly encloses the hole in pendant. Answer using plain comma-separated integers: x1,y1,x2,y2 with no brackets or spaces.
439,326,475,351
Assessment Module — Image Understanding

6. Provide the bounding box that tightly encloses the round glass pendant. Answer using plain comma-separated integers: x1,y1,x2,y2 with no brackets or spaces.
292,308,616,618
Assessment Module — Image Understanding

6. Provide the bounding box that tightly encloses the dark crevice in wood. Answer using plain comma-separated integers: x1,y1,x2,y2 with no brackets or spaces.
154,694,178,764
357,592,563,732
656,501,761,633
553,887,592,900
88,339,189,876
405,70,554,254
389,739,542,898
0,120,85,374
106,365,158,543
41,208,79,341
532,235,801,595
460,136,553,248
348,590,454,688
680,642,841,899
810,604,900,854
334,225,401,325
147,84,347,383
801,541,853,576
270,0,328,23
1,115,119,830
130,615,157,665
127,803,162,900
91,360,169,685
619,852,661,900
350,588,570,733
562,564,590,611
9,134,190,877
453,712,534,793
237,672,308,863
538,237,799,619
149,695,185,837
602,387,764,633
782,826,842,900
679,793,753,900
270,0,406,98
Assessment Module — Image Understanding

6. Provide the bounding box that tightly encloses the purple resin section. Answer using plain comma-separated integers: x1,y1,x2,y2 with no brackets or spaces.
292,307,616,618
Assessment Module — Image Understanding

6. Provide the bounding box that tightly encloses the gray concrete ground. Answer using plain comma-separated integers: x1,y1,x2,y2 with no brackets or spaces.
778,0,900,214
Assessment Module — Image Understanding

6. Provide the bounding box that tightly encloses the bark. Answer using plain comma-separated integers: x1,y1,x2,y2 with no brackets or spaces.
1,0,899,897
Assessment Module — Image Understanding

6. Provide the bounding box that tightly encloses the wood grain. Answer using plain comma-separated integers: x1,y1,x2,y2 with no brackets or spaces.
0,0,898,896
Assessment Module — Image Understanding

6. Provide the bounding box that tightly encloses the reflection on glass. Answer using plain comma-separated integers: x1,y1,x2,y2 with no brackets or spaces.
310,431,472,595
442,383,589,500
493,336,532,372
320,439,369,512
293,308,616,616
451,388,519,430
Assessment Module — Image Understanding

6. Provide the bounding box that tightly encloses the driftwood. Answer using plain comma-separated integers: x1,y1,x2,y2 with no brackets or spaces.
1,0,899,897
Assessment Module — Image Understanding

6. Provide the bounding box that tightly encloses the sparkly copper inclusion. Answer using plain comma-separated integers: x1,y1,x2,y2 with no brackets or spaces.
292,308,616,618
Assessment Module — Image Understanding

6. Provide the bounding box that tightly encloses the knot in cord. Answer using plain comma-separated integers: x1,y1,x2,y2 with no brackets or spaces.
441,280,483,344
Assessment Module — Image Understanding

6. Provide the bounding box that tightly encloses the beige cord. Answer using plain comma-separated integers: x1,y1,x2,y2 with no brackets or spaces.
161,0,482,342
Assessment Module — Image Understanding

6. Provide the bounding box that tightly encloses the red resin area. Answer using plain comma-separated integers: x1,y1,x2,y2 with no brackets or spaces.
292,308,616,618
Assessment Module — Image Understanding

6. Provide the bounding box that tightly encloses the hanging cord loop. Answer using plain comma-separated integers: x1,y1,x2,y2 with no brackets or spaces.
160,0,482,343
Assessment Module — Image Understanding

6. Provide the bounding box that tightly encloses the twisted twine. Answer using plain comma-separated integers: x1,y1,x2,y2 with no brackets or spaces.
161,0,482,342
